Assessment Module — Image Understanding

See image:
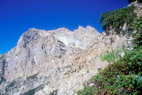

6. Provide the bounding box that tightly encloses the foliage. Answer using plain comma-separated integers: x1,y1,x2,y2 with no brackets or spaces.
78,47,142,95
133,16,142,47
101,51,118,63
77,86,98,95
100,49,126,63
79,1,142,95
79,20,142,94
133,16,142,30
100,6,136,34
133,30,142,47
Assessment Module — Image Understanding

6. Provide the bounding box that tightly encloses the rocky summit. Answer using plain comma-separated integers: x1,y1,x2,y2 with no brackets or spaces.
0,26,127,95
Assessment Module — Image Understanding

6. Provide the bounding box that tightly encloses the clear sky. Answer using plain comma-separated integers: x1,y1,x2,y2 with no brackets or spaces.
0,0,129,54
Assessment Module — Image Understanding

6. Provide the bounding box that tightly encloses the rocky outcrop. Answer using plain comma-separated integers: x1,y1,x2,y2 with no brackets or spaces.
133,1,142,17
0,26,127,95
0,55,6,81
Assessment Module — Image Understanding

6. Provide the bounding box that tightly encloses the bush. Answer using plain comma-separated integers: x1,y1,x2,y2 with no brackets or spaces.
79,1,142,95
133,16,142,47
133,16,142,30
100,49,126,63
77,86,98,95
101,51,118,63
100,6,136,34
78,47,142,95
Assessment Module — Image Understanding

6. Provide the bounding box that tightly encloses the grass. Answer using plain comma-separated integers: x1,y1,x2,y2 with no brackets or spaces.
100,48,127,63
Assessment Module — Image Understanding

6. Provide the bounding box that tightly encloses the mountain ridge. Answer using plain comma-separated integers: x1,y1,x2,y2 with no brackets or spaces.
0,26,127,95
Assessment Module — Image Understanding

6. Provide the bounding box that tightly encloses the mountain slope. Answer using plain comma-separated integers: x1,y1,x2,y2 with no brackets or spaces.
0,26,127,95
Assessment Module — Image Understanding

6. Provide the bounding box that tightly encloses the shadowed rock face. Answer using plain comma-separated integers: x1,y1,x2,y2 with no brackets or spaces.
0,26,127,95
0,55,6,81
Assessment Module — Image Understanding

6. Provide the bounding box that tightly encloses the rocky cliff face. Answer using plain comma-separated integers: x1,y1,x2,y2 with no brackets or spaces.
133,1,142,17
0,26,127,95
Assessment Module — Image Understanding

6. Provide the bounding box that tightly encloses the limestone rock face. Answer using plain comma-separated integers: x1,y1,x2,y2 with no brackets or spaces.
133,1,142,17
0,26,127,95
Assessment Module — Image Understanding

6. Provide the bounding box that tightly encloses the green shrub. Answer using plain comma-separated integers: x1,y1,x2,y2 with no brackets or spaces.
78,47,142,95
77,86,98,95
79,2,142,95
100,48,128,63
101,50,120,63
133,16,142,47
100,6,136,34
133,16,142,30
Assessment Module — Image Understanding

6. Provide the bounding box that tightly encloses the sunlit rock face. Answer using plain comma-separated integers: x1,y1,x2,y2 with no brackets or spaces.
0,26,127,95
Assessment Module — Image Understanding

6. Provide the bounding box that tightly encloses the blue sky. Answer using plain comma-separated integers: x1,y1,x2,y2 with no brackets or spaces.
0,0,129,54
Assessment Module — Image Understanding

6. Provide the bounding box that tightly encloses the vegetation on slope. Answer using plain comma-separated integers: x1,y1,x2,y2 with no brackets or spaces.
100,5,136,34
78,1,142,95
100,48,127,63
78,47,142,95
133,16,142,47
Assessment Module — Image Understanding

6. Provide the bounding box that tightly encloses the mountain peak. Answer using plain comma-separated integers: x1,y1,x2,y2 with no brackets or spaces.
53,27,70,32
86,26,95,30
78,26,85,29
0,25,127,95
